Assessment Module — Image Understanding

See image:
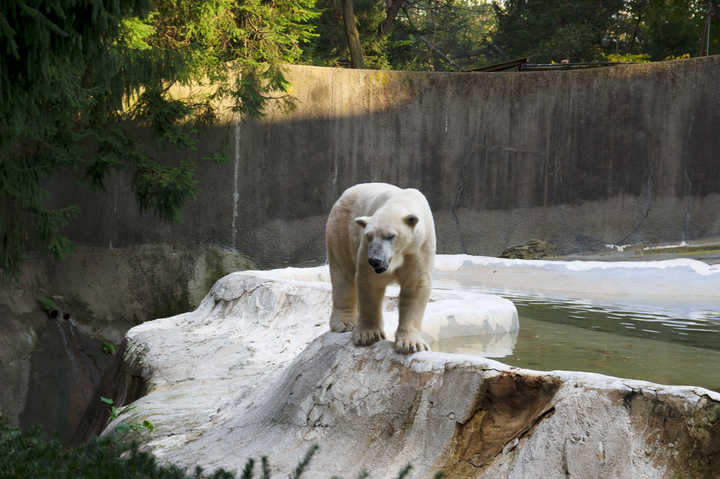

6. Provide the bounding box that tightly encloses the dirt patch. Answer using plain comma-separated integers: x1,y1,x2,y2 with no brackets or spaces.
443,371,562,476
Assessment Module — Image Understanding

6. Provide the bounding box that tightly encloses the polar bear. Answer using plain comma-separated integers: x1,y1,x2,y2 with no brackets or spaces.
326,183,436,353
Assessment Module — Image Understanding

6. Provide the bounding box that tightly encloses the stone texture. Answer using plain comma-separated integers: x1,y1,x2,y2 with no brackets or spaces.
0,244,252,432
93,268,720,479
499,239,559,259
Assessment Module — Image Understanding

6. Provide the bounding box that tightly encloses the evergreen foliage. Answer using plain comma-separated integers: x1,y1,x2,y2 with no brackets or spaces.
613,0,717,60
0,418,445,479
489,0,625,63
386,0,495,70
304,0,495,70
304,0,389,68
0,0,318,283
0,417,215,479
303,0,719,70
488,0,719,64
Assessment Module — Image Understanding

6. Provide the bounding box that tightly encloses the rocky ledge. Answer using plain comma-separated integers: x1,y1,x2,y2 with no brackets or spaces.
75,264,720,478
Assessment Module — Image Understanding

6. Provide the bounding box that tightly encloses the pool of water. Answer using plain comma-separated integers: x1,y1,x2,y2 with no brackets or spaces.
432,277,720,393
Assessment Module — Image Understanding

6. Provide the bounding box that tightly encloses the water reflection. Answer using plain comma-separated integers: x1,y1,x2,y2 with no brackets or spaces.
434,279,720,351
431,330,517,358
432,278,720,392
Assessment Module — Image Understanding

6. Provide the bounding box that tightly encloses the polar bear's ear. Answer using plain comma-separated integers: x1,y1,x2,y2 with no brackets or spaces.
355,217,370,228
405,214,419,227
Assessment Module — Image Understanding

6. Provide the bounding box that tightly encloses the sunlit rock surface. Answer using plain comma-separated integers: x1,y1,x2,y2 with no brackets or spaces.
100,264,720,478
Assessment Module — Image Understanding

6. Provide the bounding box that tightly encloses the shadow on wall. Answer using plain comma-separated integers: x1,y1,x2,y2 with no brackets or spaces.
0,244,254,438
18,313,109,444
40,57,720,265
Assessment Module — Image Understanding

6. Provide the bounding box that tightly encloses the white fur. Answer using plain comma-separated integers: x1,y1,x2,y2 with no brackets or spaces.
326,183,436,353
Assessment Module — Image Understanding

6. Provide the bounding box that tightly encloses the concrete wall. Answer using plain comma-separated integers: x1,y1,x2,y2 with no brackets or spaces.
242,57,719,259
48,56,720,265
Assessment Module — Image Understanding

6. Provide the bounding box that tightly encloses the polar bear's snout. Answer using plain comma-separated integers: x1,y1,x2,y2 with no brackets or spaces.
367,239,392,274
368,257,384,269
368,257,388,274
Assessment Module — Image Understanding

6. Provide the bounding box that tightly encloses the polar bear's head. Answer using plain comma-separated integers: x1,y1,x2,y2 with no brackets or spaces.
355,210,422,275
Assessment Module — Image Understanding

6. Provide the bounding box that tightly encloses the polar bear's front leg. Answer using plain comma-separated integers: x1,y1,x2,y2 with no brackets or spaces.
352,276,386,346
395,274,432,353
329,267,358,333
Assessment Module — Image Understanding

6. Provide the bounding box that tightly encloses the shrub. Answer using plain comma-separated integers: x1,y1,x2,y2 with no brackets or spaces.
0,418,444,479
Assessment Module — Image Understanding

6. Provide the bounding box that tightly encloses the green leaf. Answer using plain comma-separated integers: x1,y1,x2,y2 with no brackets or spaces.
103,341,116,354
38,296,57,312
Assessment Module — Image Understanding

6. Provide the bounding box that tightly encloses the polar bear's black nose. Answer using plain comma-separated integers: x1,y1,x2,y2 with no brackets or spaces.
368,258,382,268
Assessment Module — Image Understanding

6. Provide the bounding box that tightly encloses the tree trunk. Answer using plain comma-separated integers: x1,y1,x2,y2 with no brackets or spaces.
709,0,720,23
628,10,642,54
341,0,365,69
380,0,405,36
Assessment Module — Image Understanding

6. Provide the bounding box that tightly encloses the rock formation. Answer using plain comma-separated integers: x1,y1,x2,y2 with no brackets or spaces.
82,266,720,478
500,239,558,259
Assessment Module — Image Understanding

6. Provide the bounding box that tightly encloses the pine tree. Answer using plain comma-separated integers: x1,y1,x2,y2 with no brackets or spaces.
0,0,318,282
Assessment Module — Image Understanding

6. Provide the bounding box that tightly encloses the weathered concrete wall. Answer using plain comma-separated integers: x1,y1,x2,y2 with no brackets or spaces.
44,56,720,265
234,56,720,259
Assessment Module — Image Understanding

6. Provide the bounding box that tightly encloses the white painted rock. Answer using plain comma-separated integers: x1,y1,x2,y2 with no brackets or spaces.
105,267,720,479
248,265,519,344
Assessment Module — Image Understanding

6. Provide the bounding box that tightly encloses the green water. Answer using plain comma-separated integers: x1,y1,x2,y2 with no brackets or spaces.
432,281,720,393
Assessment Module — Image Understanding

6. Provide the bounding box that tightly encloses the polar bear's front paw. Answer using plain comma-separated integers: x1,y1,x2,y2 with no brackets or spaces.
330,318,355,333
352,328,386,346
330,311,356,333
394,334,430,354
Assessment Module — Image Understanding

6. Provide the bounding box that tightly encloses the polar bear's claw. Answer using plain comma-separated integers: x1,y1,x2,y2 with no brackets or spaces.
330,310,357,333
394,338,430,354
330,319,355,333
352,329,386,346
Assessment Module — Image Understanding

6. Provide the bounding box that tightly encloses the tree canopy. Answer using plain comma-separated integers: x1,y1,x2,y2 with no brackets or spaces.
489,0,625,63
303,0,720,70
0,0,317,282
487,0,718,64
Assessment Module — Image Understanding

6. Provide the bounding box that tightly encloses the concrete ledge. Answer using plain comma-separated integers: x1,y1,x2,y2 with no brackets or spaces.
434,254,720,298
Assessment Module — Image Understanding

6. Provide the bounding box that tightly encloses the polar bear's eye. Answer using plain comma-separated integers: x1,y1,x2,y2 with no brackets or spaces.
385,234,396,241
